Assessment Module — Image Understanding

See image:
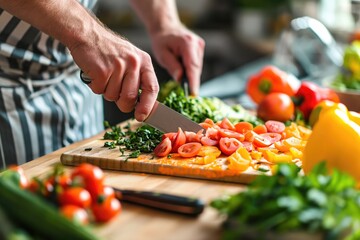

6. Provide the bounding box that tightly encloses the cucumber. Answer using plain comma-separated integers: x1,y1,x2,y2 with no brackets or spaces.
0,172,99,240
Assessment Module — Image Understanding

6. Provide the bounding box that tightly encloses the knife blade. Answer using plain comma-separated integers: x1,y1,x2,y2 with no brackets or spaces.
144,101,203,133
112,187,205,216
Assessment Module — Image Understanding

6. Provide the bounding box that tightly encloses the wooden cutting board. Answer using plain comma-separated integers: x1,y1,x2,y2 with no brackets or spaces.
61,122,271,184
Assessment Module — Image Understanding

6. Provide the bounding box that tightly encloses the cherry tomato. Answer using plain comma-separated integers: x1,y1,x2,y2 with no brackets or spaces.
58,187,92,208
253,134,272,148
60,205,89,225
177,142,202,158
154,137,172,157
200,136,219,146
171,128,186,153
8,165,29,189
260,132,282,144
257,92,295,122
92,196,122,223
219,137,242,156
217,118,235,130
97,185,116,199
234,122,253,134
162,132,176,141
253,124,268,134
265,120,286,133
71,163,105,200
241,141,254,152
184,130,203,143
218,129,245,141
47,174,72,190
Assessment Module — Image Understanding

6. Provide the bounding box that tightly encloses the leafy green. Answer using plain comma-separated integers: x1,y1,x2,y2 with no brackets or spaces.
163,91,261,125
210,163,360,239
103,121,162,158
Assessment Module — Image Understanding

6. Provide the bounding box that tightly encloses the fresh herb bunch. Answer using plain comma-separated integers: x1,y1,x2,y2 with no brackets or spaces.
211,163,360,240
103,121,162,158
163,91,261,125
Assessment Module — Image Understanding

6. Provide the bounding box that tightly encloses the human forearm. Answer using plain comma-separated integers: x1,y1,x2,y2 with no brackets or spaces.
0,0,102,50
130,0,182,34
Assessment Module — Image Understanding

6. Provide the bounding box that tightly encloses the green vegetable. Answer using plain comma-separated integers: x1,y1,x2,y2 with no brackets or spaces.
103,121,162,157
211,163,360,240
0,171,98,240
163,91,261,125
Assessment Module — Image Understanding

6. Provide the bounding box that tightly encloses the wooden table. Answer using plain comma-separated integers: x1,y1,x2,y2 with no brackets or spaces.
20,130,246,240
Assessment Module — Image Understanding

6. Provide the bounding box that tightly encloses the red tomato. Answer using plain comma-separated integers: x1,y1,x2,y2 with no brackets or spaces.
265,120,286,133
47,174,72,190
162,132,176,141
219,137,242,156
8,165,29,189
242,141,254,152
154,137,172,157
201,136,219,146
184,130,203,143
60,205,89,225
177,142,202,158
217,118,235,130
253,134,272,148
205,127,220,140
218,129,245,141
28,178,54,196
234,122,253,134
58,187,92,208
171,128,186,153
257,92,295,122
97,185,116,199
92,196,122,223
253,124,267,134
71,163,105,200
260,133,282,144
199,118,216,129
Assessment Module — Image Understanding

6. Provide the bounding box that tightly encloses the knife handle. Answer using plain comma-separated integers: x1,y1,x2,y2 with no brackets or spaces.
113,188,205,216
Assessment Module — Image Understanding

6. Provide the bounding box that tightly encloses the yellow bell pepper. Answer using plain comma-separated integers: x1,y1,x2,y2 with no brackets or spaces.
302,104,360,186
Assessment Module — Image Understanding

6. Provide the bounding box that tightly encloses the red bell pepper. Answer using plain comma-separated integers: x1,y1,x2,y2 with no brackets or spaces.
294,81,339,120
246,65,300,104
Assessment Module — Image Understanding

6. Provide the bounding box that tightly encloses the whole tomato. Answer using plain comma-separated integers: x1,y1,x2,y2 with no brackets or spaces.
257,92,295,122
92,196,122,223
58,187,92,208
71,163,105,200
60,205,89,225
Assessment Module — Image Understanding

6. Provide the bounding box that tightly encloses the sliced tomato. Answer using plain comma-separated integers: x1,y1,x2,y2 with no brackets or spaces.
154,137,172,157
260,132,282,144
253,124,268,134
219,137,242,156
218,129,245,141
171,128,186,153
162,132,176,141
205,127,220,140
201,136,218,146
265,120,285,133
234,122,253,134
184,130,203,143
253,134,272,148
199,118,216,129
178,142,202,158
241,141,254,152
217,118,235,130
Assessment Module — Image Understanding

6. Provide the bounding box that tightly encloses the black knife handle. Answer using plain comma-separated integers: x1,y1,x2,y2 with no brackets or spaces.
113,188,205,216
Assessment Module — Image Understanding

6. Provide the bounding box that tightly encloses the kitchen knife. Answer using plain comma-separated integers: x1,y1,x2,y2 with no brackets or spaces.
144,101,203,133
112,187,205,216
79,71,203,133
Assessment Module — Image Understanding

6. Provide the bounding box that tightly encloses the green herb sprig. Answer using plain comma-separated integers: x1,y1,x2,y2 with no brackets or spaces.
211,162,360,239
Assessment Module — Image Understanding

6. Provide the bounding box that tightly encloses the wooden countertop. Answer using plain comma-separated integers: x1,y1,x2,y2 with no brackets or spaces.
20,129,245,240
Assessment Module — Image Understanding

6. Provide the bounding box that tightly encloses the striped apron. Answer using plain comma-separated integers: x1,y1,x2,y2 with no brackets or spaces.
0,0,103,168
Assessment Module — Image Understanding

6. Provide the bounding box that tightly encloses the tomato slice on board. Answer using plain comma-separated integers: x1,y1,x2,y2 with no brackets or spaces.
154,137,172,157
265,120,285,133
260,132,282,144
171,128,186,153
184,130,203,143
253,124,268,134
162,132,176,141
241,141,254,152
201,136,219,146
178,142,202,158
234,122,253,134
217,118,235,130
218,129,245,141
253,134,272,148
219,137,242,156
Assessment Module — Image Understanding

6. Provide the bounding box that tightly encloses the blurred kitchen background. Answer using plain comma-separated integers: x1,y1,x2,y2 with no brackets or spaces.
95,0,359,125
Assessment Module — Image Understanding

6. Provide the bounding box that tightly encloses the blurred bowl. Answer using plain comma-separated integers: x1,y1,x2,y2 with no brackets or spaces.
322,77,360,112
